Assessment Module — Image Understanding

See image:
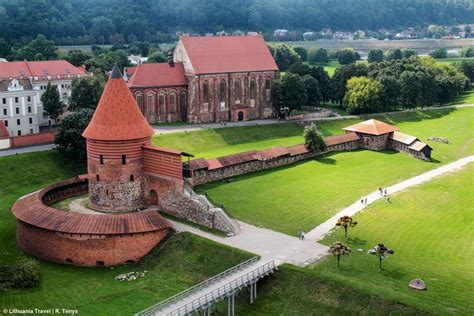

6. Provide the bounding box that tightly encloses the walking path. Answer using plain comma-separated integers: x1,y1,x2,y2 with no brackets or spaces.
173,155,474,266
0,143,55,157
153,104,474,135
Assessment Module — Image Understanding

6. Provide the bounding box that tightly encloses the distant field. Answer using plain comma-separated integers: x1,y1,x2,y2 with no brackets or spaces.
317,164,474,315
197,108,474,234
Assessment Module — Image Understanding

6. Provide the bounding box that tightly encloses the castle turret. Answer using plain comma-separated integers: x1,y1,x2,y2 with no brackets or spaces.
82,64,155,212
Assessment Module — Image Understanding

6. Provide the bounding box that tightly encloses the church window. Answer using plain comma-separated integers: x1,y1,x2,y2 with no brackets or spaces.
219,80,226,110
159,93,166,113
147,94,154,115
203,81,209,104
136,94,143,112
250,79,257,100
169,93,176,112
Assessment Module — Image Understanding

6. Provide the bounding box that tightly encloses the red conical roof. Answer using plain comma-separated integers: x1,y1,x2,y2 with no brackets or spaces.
82,65,154,141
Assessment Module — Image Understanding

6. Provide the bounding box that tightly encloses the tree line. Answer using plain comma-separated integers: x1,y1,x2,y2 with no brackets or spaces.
0,0,473,45
272,45,472,115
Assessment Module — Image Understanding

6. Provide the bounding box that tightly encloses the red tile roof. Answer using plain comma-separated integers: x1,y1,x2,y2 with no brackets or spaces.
408,141,432,152
324,132,360,146
287,144,310,156
0,120,9,139
207,158,223,170
217,150,259,167
127,63,187,88
254,147,290,160
82,65,154,141
343,119,399,136
0,60,86,79
390,131,418,145
180,36,278,74
143,144,182,155
188,158,209,171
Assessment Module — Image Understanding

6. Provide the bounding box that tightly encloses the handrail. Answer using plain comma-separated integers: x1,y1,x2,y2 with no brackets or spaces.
136,256,260,315
168,260,277,316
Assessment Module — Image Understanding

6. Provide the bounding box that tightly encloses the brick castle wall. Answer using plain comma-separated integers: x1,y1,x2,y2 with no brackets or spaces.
16,221,169,266
10,131,55,148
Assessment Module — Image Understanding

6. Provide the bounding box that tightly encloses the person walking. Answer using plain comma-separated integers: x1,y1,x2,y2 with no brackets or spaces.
384,188,387,196
301,231,305,240
378,188,383,196
364,197,368,204
387,196,391,203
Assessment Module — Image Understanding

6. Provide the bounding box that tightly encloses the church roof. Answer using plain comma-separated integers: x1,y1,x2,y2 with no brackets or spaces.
127,62,187,88
343,119,399,136
180,35,279,74
0,120,9,139
82,64,154,141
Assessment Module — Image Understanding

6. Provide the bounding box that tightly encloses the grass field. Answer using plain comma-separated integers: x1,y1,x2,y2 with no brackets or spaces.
316,164,474,315
0,151,254,314
197,108,474,234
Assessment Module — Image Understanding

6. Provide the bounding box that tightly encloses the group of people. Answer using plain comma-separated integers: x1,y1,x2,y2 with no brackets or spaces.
379,187,392,203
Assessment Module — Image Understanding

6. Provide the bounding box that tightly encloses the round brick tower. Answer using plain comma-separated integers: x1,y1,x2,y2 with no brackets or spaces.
82,65,155,212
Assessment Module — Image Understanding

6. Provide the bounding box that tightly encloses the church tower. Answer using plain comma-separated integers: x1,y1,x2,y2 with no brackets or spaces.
82,65,155,212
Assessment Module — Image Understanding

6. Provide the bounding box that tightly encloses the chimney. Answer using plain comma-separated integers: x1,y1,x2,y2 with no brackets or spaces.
167,51,175,67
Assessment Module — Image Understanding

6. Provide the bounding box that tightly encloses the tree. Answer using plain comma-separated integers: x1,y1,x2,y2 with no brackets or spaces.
460,46,474,58
457,60,474,81
402,49,417,59
69,77,105,111
273,73,307,112
331,63,369,105
147,51,167,63
55,108,94,161
65,50,93,67
343,76,383,114
303,123,326,153
377,74,400,111
328,242,352,268
368,243,395,270
90,17,116,40
308,48,329,64
273,44,301,71
309,66,331,104
337,48,357,65
14,35,57,61
384,49,403,61
399,71,421,108
303,75,321,106
335,216,358,238
368,49,384,63
41,82,63,124
430,48,448,59
293,46,308,62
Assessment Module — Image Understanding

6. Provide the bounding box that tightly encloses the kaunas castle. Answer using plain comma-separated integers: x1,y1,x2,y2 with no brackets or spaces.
126,35,279,123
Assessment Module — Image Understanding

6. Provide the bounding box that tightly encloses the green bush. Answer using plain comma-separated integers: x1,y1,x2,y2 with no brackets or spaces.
11,259,40,289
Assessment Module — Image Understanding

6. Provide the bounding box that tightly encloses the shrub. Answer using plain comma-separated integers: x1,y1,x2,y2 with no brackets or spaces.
11,259,40,289
304,123,326,153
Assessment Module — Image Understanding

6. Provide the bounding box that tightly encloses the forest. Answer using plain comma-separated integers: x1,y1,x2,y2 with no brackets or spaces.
0,0,473,44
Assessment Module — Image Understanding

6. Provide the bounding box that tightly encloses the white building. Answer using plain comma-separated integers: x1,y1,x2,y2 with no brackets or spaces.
0,60,91,136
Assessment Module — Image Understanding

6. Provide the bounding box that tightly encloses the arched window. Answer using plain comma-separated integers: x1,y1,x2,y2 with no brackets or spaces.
234,79,241,102
219,80,226,110
180,91,187,110
136,94,144,113
203,81,209,103
159,93,166,113
169,92,176,112
265,79,271,101
146,93,154,115
250,79,257,100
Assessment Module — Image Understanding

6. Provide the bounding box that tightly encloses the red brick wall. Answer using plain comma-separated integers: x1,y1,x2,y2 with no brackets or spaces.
143,147,182,180
16,221,169,266
10,132,55,148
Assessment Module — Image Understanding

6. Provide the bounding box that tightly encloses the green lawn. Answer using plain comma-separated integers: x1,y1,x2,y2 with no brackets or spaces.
451,88,474,105
0,151,253,314
153,123,305,159
197,108,474,235
317,164,474,315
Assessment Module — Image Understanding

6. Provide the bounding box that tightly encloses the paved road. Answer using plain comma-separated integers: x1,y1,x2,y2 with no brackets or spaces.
173,156,474,266
0,143,55,157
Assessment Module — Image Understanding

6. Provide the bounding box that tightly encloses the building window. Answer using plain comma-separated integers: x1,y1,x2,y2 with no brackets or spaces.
96,174,100,181
250,79,257,100
130,175,134,182
17,130,21,136
2,98,5,104
15,107,20,114
147,94,154,115
30,128,33,134
265,79,271,90
14,97,19,103
29,117,33,124
203,81,209,104
122,155,126,165
3,109,6,116
4,120,8,127
179,91,187,112
136,94,144,112
219,80,226,110
235,79,241,102
265,79,271,101
159,94,165,113
100,155,104,164
169,93,176,112
28,106,32,113
16,119,20,125
27,96,31,102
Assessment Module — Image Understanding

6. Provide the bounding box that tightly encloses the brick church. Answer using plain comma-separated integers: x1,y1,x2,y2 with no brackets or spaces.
126,35,279,124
